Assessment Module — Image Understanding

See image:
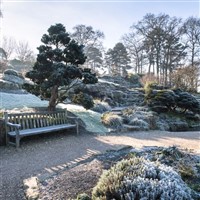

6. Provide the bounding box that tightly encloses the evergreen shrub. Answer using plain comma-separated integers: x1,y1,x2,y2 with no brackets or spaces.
92,157,193,200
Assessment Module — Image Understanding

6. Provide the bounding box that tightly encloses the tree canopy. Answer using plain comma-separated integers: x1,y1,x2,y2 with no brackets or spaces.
105,42,130,76
23,23,98,111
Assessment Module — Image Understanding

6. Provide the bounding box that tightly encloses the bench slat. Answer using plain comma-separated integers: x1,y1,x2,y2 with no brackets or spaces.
8,124,76,137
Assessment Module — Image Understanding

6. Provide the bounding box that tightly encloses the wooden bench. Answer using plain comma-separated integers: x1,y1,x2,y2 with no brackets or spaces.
4,110,79,148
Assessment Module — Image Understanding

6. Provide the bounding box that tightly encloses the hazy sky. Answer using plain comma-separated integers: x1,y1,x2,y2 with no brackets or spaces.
1,0,200,53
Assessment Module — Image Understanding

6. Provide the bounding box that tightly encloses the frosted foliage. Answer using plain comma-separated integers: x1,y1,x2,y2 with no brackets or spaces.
129,117,149,130
92,157,193,200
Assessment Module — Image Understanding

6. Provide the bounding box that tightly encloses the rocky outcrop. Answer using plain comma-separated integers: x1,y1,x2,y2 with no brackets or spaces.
102,106,200,132
3,73,24,85
0,70,32,93
69,76,145,107
0,79,20,90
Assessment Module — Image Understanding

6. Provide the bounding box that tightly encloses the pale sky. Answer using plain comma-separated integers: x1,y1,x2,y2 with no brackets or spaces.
1,0,200,54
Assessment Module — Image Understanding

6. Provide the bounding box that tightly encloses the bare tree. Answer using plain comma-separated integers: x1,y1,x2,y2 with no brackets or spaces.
71,24,104,50
122,32,146,74
182,17,200,67
71,24,105,71
0,48,7,72
171,65,200,92
2,36,16,59
15,41,34,63
132,13,186,85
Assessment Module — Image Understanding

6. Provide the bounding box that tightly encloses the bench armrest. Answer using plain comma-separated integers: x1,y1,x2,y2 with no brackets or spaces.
66,116,78,119
6,122,21,129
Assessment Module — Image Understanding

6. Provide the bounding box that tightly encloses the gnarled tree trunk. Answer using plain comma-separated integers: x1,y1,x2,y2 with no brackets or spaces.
48,85,58,111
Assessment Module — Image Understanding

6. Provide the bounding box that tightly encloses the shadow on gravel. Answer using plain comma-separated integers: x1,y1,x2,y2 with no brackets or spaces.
0,129,199,200
0,130,125,200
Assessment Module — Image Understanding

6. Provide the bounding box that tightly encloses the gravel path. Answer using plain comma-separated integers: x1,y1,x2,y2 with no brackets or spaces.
0,130,199,200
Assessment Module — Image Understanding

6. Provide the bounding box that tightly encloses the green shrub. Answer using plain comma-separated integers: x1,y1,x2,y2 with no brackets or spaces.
127,73,141,84
145,89,178,113
72,92,94,110
92,157,192,200
145,86,200,114
174,90,200,114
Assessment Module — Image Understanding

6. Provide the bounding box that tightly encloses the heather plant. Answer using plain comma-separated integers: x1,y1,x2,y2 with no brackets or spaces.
92,157,193,200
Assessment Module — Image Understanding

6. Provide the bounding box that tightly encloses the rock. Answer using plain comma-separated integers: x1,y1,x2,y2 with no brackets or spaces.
169,121,189,131
123,124,142,131
68,76,144,108
3,73,25,85
151,105,169,113
23,176,39,200
0,79,20,90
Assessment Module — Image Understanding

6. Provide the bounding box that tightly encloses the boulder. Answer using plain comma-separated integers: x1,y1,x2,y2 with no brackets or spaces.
169,121,189,131
3,73,25,85
0,79,20,90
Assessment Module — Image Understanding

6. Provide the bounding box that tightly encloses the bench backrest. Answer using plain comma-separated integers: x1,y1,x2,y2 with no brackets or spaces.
4,111,69,131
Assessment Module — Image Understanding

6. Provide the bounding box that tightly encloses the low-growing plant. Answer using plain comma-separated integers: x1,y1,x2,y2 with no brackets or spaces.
92,157,193,200
76,193,91,200
91,100,111,113
127,73,141,85
101,112,123,129
178,161,196,180
128,117,149,130
145,85,200,114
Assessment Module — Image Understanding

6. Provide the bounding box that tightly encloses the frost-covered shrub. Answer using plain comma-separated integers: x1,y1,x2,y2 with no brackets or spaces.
147,89,178,111
122,107,158,130
101,112,123,129
145,86,200,114
92,157,193,200
129,117,149,130
127,73,141,86
174,90,200,114
91,100,111,113
76,193,91,200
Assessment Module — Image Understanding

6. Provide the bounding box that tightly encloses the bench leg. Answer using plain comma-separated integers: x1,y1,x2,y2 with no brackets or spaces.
6,133,9,146
16,129,20,148
16,136,20,148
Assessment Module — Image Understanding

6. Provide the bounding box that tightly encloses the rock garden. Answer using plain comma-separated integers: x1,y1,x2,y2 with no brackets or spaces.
1,70,200,200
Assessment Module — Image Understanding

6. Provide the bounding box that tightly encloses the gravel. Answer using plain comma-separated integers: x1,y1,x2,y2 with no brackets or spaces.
0,130,199,200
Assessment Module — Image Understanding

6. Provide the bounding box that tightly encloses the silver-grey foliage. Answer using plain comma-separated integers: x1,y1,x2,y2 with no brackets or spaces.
92,157,193,200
